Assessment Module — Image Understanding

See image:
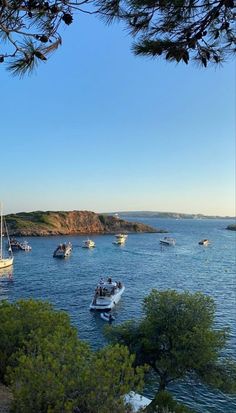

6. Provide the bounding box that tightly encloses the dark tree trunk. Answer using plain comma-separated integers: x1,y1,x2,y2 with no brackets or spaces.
158,376,167,391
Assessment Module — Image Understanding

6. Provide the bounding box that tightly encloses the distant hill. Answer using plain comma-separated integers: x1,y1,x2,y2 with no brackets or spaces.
107,211,235,220
5,210,165,236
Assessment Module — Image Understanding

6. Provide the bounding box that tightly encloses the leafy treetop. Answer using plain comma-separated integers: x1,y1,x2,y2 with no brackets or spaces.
105,289,236,412
0,299,145,412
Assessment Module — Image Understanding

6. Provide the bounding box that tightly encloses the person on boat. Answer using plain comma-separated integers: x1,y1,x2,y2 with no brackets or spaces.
99,277,104,285
108,277,112,284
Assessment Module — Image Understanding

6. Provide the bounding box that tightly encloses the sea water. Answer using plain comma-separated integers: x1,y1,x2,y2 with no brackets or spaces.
0,218,235,413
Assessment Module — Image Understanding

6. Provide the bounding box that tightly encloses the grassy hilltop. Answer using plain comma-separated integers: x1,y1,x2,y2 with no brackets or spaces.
5,210,164,236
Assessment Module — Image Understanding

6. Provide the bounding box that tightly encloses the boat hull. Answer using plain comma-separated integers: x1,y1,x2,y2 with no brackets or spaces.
160,238,176,246
0,257,14,269
53,244,72,258
90,286,125,311
199,239,209,246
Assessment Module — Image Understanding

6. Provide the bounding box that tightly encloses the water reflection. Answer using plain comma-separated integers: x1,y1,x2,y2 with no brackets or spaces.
0,266,14,300
0,266,14,278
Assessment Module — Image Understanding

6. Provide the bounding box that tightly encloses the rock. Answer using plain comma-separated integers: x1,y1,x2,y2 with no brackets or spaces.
226,224,236,231
5,210,165,236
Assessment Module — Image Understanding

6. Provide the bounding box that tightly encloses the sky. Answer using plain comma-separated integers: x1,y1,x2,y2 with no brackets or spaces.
0,13,235,217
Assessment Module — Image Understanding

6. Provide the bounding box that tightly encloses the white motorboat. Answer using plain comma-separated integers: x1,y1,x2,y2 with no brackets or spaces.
160,236,176,246
90,277,125,311
9,238,31,251
0,203,14,269
53,242,72,258
20,240,32,251
199,239,210,246
113,233,128,245
100,312,115,322
83,239,95,248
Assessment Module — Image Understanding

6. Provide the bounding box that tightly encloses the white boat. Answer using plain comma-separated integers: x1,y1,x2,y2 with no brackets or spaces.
160,236,176,246
90,277,125,311
53,242,72,258
113,233,128,245
9,238,32,251
20,240,32,251
100,312,115,322
83,239,95,248
124,392,151,412
0,203,14,269
199,239,210,246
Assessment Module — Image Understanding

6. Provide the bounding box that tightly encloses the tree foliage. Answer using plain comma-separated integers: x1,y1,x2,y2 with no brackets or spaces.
105,289,236,408
0,0,235,75
0,299,145,413
0,299,75,382
98,0,236,67
145,390,195,413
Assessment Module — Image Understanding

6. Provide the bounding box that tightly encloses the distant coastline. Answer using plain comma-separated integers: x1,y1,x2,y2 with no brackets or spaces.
106,211,235,220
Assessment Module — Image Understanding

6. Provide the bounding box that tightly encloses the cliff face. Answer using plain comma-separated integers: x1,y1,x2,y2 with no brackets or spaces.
6,210,164,236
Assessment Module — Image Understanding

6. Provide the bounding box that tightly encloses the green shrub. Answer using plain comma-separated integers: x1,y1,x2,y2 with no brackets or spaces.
0,299,144,413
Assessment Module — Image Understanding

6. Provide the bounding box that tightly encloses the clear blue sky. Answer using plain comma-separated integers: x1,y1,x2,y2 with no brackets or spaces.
0,13,235,216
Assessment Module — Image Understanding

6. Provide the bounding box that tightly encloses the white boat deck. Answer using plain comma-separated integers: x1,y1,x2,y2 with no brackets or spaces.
90,278,125,310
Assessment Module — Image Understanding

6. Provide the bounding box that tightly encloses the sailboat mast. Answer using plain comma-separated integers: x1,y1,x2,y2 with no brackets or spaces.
0,202,2,260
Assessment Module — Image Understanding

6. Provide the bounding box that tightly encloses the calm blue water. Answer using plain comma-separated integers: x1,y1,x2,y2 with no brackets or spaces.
0,218,235,413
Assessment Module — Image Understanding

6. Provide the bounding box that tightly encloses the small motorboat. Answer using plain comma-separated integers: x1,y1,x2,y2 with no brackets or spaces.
53,242,72,258
199,239,210,246
113,233,128,245
100,312,115,322
160,237,176,246
20,241,32,251
83,239,95,248
8,238,32,251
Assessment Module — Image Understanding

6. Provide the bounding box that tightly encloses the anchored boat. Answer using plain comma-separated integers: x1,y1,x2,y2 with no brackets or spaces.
53,242,72,258
0,203,14,269
113,233,128,245
83,239,95,248
90,277,125,311
160,236,176,246
199,239,210,246
9,238,32,251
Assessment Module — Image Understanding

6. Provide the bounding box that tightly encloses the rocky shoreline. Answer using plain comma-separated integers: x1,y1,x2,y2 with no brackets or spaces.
6,210,166,237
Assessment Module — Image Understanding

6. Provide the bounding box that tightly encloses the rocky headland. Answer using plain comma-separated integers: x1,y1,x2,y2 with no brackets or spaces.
226,224,236,231
5,210,165,236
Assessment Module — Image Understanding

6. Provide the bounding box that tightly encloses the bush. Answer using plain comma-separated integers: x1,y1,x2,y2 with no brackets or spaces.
0,299,144,413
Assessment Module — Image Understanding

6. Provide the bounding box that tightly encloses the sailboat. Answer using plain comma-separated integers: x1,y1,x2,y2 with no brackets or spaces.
0,203,14,269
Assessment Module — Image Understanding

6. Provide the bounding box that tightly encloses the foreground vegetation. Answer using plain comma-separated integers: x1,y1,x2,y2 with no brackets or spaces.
0,291,235,412
0,300,144,413
106,290,236,411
